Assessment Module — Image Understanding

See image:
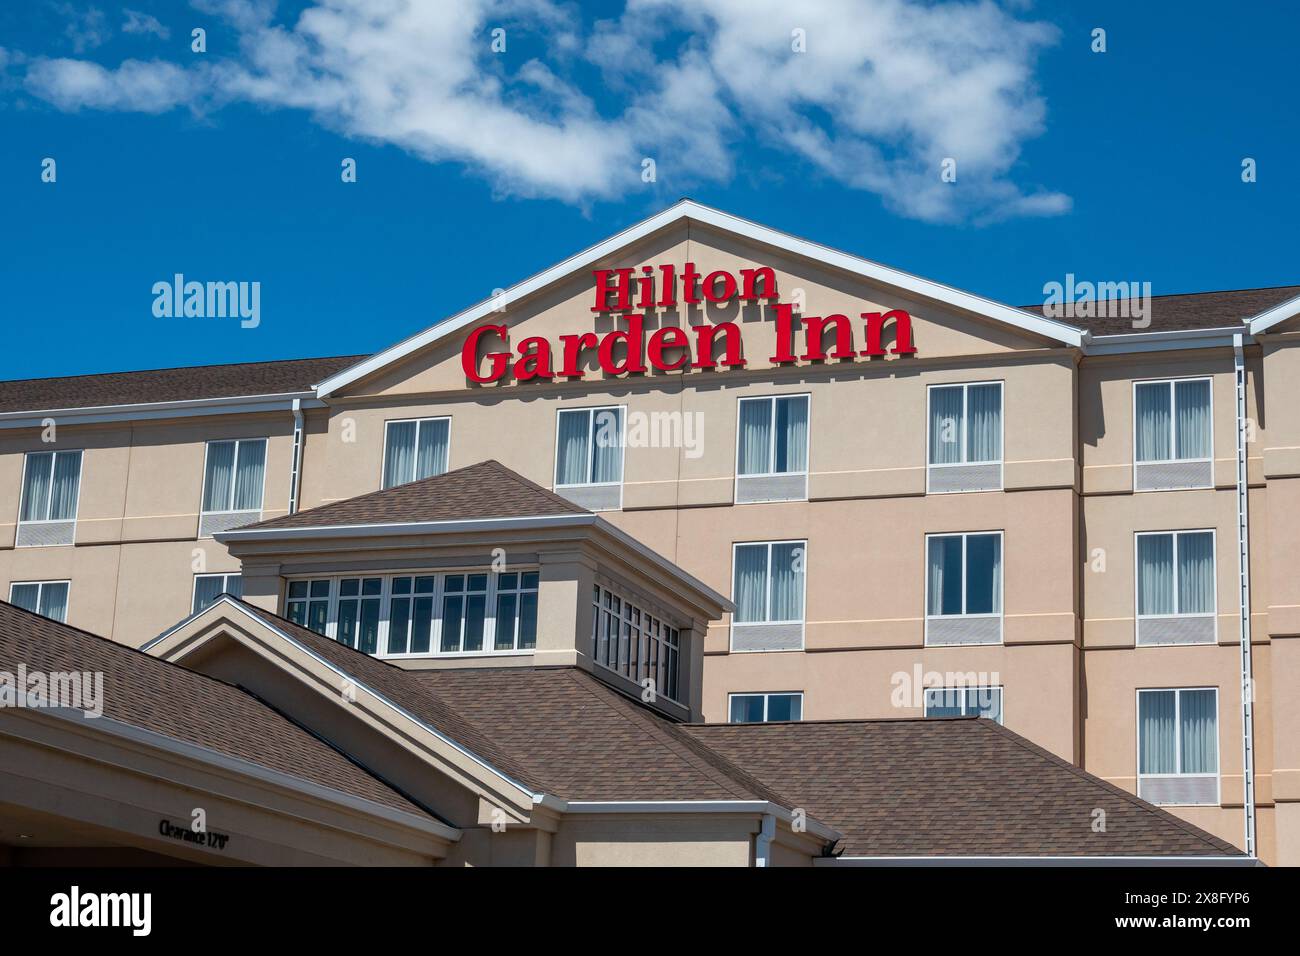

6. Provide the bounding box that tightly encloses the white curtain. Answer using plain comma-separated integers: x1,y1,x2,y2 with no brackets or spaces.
775,396,808,473
927,536,962,615
929,387,963,464
48,452,82,520
193,576,225,613
40,582,69,622
737,400,772,475
769,542,804,622
925,688,963,717
1135,382,1171,462
733,544,769,623
556,410,591,485
231,440,266,511
20,452,53,521
1138,534,1175,615
965,533,1001,614
202,441,236,511
1180,689,1218,773
416,419,450,480
1177,532,1215,614
966,384,1002,463
966,687,1002,723
9,583,39,614
383,421,417,488
1139,690,1176,773
592,408,623,483
1174,379,1211,459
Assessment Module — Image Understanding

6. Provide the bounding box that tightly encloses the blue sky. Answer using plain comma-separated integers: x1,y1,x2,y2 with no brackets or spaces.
1,0,1296,380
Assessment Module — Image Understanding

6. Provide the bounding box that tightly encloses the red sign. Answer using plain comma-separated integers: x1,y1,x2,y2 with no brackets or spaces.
462,262,915,384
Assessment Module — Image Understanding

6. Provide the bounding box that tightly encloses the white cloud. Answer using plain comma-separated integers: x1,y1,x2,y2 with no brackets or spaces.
57,4,110,54
122,9,171,40
16,0,1068,222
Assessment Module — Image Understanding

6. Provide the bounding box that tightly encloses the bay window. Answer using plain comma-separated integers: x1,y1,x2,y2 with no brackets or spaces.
731,540,805,652
382,417,450,489
1138,687,1219,805
925,531,1003,645
591,584,682,702
17,450,83,547
9,580,70,623
1134,378,1212,490
192,573,242,614
735,394,809,503
1136,530,1216,645
554,406,624,510
200,438,267,536
927,382,1002,493
729,692,803,723
924,686,1003,724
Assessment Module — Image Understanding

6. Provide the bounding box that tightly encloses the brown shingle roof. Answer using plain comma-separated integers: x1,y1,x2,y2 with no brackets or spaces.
1020,285,1300,336
238,459,588,532
0,354,366,414
687,718,1243,857
0,600,428,818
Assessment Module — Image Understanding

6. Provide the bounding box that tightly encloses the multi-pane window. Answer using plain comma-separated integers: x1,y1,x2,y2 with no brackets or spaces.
924,686,1003,724
284,572,539,658
1134,379,1212,464
382,418,450,489
9,581,70,623
192,573,242,613
732,541,805,625
737,395,809,477
927,383,1002,493
1137,530,1215,618
555,407,624,487
18,450,83,527
591,584,681,702
926,532,1002,617
201,438,267,514
1138,688,1219,805
729,692,803,723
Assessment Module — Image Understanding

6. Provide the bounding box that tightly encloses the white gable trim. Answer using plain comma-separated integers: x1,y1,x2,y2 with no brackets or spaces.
1247,291,1300,335
313,200,1086,398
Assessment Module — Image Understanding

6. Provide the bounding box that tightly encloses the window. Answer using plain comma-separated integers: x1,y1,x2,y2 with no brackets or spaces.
382,417,450,489
17,450,83,546
736,395,809,503
192,573,242,613
1137,688,1219,805
1134,378,1212,490
927,382,1002,492
201,439,267,514
730,541,805,652
555,406,624,510
729,692,803,723
924,686,1003,724
1136,530,1216,644
284,572,540,659
925,532,1003,645
591,584,681,702
9,581,69,623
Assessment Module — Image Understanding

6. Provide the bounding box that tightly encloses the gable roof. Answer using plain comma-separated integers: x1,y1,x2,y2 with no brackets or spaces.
314,199,1088,398
230,459,587,533
0,599,429,819
1021,285,1300,337
688,718,1242,858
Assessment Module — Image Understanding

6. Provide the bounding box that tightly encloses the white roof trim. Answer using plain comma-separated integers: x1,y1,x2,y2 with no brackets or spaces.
313,200,1086,398
0,392,324,429
1083,326,1255,356
1247,290,1300,335
550,798,841,842
816,854,1255,867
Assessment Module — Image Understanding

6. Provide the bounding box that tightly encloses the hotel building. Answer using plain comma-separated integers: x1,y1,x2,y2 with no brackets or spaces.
1,202,1297,864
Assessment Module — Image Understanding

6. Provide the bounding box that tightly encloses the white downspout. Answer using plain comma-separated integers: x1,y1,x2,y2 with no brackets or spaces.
288,398,305,515
755,812,776,868
1232,334,1257,858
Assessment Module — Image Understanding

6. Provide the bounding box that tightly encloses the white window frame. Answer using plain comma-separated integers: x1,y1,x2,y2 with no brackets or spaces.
1135,687,1221,804
17,449,84,532
380,416,452,489
729,538,808,627
553,404,626,491
1131,376,1214,474
281,569,540,660
199,437,269,516
8,579,71,623
191,572,242,614
590,582,685,703
925,380,1004,491
1133,529,1218,639
923,685,1004,724
727,691,804,723
733,393,811,482
923,530,1004,643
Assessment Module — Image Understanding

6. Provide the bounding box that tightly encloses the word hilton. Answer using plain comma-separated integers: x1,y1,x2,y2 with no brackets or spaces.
462,263,916,383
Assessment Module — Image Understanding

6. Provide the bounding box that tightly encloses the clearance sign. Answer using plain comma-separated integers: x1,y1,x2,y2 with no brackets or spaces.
462,263,916,383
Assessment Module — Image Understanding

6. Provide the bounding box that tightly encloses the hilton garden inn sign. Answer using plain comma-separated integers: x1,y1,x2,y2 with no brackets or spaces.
461,262,917,383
